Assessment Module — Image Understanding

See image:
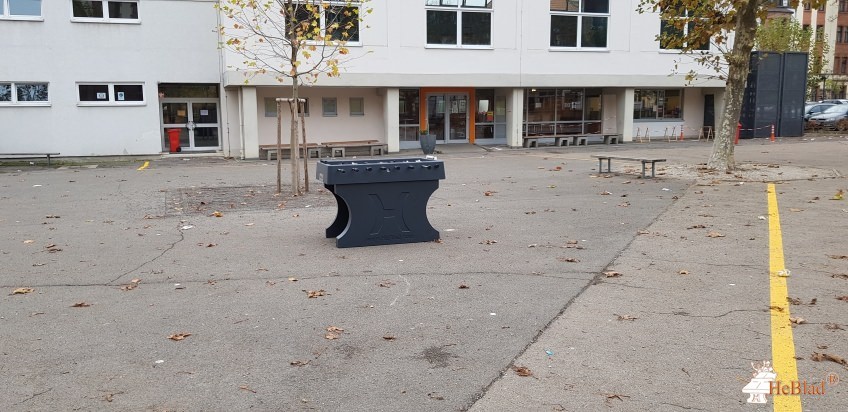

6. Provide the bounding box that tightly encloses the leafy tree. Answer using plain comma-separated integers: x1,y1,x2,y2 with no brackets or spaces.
217,0,371,195
638,0,827,172
755,17,829,100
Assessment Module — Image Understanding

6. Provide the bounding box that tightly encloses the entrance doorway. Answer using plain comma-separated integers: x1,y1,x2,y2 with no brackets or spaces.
161,99,220,151
427,94,468,143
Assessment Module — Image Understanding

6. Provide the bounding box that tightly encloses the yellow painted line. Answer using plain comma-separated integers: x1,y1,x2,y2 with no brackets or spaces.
137,161,149,171
767,183,801,411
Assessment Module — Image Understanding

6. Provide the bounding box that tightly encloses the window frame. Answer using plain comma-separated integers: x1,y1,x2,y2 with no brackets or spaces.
287,1,363,46
549,0,610,50
70,0,140,24
322,97,338,117
0,0,43,20
0,82,50,106
77,82,146,106
349,97,364,116
425,0,494,49
633,89,683,121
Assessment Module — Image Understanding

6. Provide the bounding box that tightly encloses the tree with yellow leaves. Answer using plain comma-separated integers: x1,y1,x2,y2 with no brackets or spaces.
217,0,372,195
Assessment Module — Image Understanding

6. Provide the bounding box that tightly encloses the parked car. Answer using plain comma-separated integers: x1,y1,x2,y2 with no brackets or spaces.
808,104,848,130
804,103,836,121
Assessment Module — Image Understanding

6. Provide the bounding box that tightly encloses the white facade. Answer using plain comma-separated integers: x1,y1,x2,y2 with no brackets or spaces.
2,1,726,158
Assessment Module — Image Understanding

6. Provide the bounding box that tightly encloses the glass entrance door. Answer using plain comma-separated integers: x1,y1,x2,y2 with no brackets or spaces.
427,93,468,143
161,99,220,151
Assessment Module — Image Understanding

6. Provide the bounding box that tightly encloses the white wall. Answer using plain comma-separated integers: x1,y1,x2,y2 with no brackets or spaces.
0,0,221,156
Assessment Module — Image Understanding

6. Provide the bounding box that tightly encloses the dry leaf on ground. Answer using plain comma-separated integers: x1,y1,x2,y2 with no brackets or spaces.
706,231,725,238
12,287,34,295
513,366,533,377
71,302,91,308
168,333,192,341
306,290,326,298
811,352,848,366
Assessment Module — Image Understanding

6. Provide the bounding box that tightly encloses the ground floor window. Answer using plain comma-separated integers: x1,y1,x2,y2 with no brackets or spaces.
0,82,49,105
399,88,420,141
523,88,601,136
634,89,682,120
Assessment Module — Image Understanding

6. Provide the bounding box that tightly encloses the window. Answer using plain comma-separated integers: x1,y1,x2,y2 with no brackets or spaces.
322,97,337,116
0,82,48,105
349,97,364,116
1,0,41,18
633,89,682,120
426,0,493,47
287,1,361,43
658,6,709,51
78,83,144,105
264,98,309,117
72,1,139,22
550,0,608,49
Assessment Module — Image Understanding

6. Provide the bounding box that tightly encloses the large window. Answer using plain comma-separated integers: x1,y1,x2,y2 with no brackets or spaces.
399,89,420,141
0,82,49,105
0,0,41,18
524,88,602,136
72,1,139,22
287,1,361,43
659,6,709,51
426,0,493,47
634,89,682,120
78,83,144,105
550,0,608,48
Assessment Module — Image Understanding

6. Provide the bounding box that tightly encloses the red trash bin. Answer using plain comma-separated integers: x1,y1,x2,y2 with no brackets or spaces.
167,128,181,153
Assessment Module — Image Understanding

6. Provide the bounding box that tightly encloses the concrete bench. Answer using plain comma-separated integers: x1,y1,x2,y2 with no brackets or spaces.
591,154,666,178
0,153,60,166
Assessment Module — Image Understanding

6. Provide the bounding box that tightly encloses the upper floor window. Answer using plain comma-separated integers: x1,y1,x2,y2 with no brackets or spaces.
0,0,42,19
426,0,493,47
659,7,709,51
550,0,608,49
0,82,49,105
72,0,139,23
286,1,362,43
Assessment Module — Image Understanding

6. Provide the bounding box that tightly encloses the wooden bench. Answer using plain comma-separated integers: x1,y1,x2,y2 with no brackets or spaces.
0,153,60,166
259,143,321,160
591,155,667,178
323,140,387,157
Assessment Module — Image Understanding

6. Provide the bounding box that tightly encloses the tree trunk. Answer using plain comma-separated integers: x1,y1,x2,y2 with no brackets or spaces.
290,81,302,196
276,101,282,194
708,1,759,172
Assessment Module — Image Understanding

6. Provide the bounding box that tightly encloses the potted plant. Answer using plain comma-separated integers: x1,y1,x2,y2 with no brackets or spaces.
419,127,436,155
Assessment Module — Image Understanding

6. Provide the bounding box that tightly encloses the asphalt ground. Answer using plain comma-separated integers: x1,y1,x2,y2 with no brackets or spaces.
1,137,846,411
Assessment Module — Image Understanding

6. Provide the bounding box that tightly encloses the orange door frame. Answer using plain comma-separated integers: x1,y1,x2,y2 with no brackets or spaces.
419,87,476,144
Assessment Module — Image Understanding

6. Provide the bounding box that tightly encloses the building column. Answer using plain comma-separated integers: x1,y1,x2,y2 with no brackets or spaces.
383,88,400,153
241,86,260,160
617,88,635,142
506,88,524,148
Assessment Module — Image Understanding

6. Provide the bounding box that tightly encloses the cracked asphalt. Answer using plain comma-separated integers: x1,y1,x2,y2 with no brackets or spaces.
1,137,847,411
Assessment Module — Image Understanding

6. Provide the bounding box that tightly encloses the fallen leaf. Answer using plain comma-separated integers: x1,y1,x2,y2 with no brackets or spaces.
678,270,689,275
12,287,34,295
513,366,533,377
290,360,310,367
558,257,580,263
604,271,622,278
306,290,326,298
71,302,91,308
168,333,191,341
239,385,257,393
210,211,223,217
382,335,396,341
811,352,848,366
790,317,806,325
616,314,637,321
706,231,725,238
